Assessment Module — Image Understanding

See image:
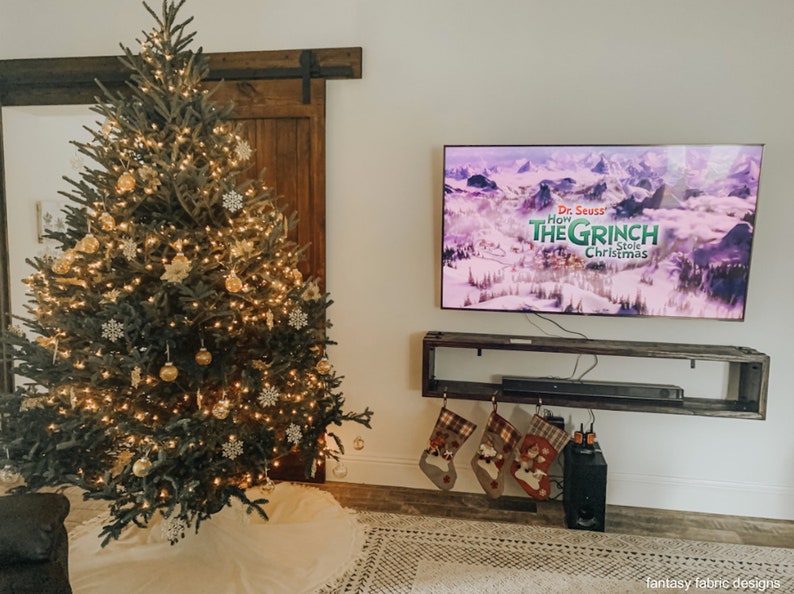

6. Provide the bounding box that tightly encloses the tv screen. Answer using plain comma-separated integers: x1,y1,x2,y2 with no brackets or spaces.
441,144,763,320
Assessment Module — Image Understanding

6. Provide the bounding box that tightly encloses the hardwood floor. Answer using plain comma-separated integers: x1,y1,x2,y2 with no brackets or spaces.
317,481,794,549
11,479,791,549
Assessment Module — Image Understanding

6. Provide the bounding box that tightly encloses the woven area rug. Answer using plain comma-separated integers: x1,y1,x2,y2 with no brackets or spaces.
322,512,794,593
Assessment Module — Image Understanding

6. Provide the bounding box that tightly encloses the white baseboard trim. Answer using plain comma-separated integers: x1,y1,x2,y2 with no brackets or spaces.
333,454,794,521
607,472,794,521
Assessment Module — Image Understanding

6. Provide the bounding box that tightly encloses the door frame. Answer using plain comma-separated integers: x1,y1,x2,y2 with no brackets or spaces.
0,48,362,392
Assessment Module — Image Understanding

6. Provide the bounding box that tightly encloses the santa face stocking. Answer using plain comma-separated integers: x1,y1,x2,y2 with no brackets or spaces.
511,414,571,500
419,407,477,490
470,410,522,499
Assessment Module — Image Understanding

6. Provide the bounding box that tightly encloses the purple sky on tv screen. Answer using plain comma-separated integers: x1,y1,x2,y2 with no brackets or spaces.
441,145,763,320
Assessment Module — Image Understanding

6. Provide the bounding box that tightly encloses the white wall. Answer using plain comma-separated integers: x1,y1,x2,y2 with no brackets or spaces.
2,0,793,520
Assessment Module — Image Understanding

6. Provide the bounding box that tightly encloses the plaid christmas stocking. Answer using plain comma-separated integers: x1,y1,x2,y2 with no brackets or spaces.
419,406,478,490
470,410,522,499
511,414,571,500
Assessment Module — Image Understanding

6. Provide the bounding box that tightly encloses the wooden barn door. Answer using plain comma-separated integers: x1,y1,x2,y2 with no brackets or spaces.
210,78,326,288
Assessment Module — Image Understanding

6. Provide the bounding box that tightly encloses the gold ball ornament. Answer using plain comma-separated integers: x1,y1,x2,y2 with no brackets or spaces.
316,358,332,375
225,272,243,293
77,233,100,254
159,362,179,382
51,258,71,275
116,172,136,193
195,347,212,366
212,399,231,420
98,212,116,231
132,456,152,478
353,436,366,451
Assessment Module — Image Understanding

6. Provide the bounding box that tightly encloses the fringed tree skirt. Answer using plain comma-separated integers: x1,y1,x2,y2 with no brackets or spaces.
69,483,364,594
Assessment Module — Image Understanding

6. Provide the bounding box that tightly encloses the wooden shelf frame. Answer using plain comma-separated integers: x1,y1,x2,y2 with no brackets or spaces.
422,331,769,420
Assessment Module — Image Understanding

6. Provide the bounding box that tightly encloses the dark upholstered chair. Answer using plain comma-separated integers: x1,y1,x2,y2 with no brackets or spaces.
0,493,71,594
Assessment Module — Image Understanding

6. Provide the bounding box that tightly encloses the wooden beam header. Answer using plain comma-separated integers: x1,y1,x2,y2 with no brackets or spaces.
0,47,361,106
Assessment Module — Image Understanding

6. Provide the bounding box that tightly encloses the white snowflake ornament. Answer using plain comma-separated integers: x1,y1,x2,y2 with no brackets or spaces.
235,140,252,162
161,517,187,544
70,153,85,171
286,423,302,445
101,319,124,342
258,387,279,408
288,309,308,330
223,190,243,213
121,238,137,261
160,259,192,283
131,366,142,388
222,437,244,460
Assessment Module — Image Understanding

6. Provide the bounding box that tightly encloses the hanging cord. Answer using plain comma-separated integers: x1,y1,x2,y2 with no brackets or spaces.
525,312,588,339
524,312,600,381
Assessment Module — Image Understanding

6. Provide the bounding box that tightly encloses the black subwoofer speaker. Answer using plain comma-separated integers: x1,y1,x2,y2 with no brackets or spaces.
563,442,607,532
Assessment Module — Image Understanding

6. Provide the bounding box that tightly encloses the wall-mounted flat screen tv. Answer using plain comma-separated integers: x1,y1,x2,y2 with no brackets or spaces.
441,144,763,320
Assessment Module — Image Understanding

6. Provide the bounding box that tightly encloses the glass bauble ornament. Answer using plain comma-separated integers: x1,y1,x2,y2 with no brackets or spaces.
260,477,276,494
212,399,231,420
172,252,189,265
132,456,152,477
52,249,76,274
353,436,365,451
332,461,348,479
225,273,243,293
316,358,332,375
195,347,212,366
0,462,20,484
99,212,116,231
51,258,71,275
159,362,178,382
116,172,136,193
77,233,100,254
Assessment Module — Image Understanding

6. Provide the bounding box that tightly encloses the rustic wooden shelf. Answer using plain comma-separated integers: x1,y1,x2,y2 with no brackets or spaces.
422,331,769,419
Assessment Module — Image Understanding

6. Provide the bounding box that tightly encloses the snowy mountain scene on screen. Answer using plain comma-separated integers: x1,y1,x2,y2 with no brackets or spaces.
441,144,763,320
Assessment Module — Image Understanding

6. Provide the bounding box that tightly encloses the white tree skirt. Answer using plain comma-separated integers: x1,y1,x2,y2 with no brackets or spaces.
69,483,364,594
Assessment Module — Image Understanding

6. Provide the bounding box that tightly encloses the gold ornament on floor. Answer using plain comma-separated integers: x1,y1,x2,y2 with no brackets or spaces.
116,172,136,193
132,456,152,478
353,436,365,451
159,362,178,382
225,272,243,293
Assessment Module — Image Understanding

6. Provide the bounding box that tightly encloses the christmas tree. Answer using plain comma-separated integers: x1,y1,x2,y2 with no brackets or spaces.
0,0,371,545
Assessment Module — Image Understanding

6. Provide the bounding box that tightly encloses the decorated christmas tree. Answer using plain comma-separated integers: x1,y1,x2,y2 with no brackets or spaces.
0,0,371,544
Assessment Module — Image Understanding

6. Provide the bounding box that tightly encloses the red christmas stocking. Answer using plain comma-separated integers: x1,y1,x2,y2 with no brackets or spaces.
511,414,570,500
470,410,522,499
419,406,477,490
